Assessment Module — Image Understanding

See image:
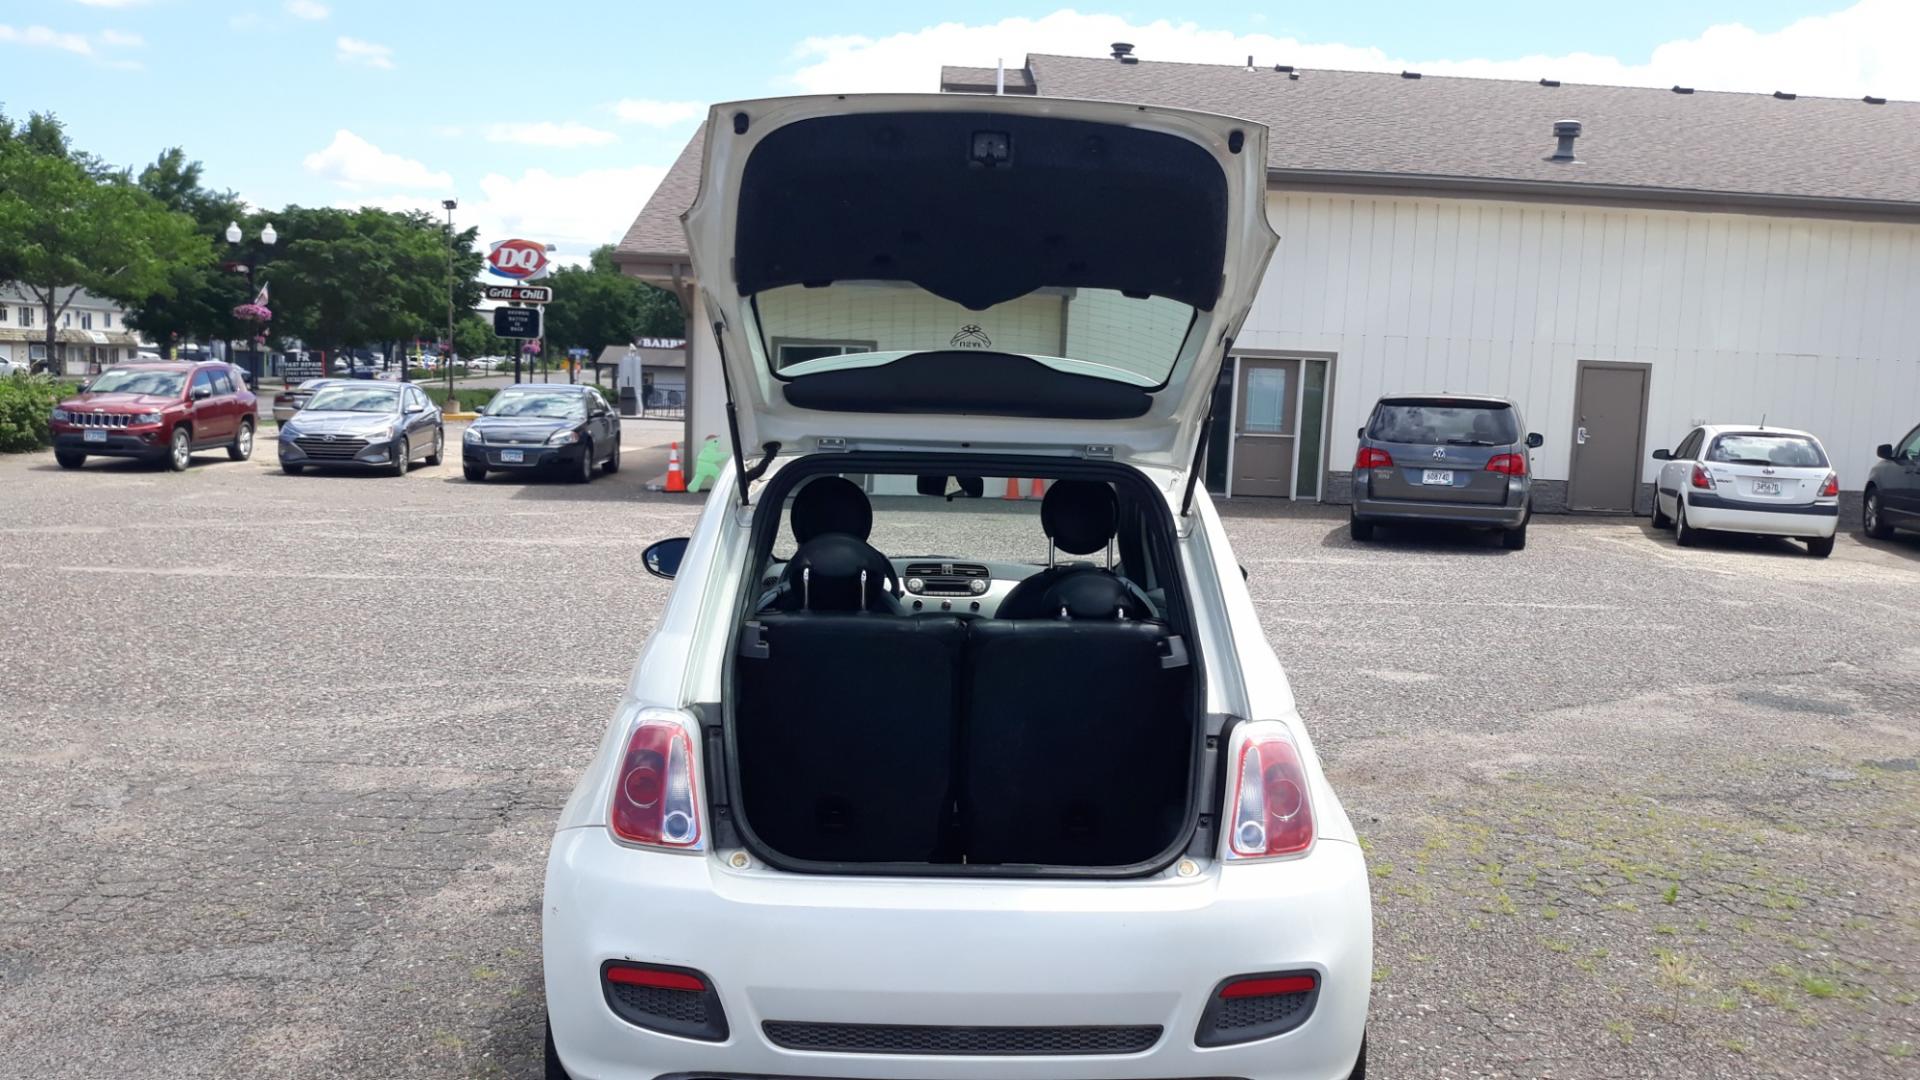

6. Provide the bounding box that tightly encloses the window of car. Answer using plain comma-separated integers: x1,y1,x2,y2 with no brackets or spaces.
485,390,587,419
1897,426,1920,460
586,389,611,413
306,386,401,413
1705,432,1828,468
190,370,218,398
212,371,235,395
1675,429,1704,460
1366,398,1520,445
89,368,186,396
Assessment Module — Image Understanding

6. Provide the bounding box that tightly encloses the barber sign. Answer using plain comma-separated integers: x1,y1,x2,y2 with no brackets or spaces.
486,238,551,281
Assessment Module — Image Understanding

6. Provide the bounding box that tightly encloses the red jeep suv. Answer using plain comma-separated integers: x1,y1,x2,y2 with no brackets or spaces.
50,362,258,471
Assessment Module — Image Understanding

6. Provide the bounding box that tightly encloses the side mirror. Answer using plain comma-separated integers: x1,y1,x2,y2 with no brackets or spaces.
1651,449,1672,461
192,386,211,400
1525,432,1544,449
77,381,91,393
643,537,690,580
1877,443,1896,461
1355,426,1365,439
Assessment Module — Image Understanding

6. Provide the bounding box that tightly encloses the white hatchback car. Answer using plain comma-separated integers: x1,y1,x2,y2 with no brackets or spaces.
542,93,1373,1080
1650,424,1841,556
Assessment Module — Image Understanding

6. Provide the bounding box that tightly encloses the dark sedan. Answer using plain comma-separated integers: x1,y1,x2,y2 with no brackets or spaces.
1863,422,1920,540
462,384,621,483
276,382,444,476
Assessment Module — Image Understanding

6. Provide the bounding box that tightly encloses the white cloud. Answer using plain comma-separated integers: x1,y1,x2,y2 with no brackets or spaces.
0,24,95,56
285,0,329,20
612,99,706,126
788,0,1920,100
99,29,143,47
484,121,619,148
303,130,451,191
353,163,671,259
335,35,393,69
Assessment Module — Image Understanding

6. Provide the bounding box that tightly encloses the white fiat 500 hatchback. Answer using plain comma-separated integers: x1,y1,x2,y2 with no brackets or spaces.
1651,424,1841,556
543,93,1373,1080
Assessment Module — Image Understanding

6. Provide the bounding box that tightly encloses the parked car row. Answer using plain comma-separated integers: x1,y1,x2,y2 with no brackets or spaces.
46,362,624,484
1347,391,1912,556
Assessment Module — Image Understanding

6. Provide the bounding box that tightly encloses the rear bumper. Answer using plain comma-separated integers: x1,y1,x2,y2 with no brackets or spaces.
51,429,167,459
1352,488,1528,528
1685,494,1839,538
543,828,1371,1080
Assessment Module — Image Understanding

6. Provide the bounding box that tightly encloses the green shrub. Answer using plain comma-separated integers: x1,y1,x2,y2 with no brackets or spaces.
0,374,81,452
421,384,493,413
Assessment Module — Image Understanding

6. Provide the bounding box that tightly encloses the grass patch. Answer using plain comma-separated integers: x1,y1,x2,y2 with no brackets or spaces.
1605,1018,1634,1046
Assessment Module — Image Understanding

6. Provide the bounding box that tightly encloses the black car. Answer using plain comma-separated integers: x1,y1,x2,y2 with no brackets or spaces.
276,382,444,476
1863,423,1920,540
462,384,621,483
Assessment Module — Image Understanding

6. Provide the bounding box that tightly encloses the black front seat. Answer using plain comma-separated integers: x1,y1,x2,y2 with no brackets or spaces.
763,476,897,612
997,480,1151,620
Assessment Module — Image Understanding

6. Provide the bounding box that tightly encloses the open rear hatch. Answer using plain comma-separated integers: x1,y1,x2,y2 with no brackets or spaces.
682,94,1278,471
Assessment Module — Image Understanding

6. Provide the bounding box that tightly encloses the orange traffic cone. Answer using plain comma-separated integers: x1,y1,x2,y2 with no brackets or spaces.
665,442,687,493
1004,476,1023,500
1028,477,1047,499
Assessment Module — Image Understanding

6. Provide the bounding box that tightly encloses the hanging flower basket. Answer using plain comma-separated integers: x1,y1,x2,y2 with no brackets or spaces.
232,303,273,322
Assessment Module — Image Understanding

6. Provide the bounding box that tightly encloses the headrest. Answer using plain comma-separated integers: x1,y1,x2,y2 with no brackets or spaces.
1040,570,1148,621
1040,480,1118,555
784,533,894,613
791,476,872,544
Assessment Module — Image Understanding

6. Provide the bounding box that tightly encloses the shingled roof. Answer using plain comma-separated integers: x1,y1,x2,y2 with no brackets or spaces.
616,51,1920,268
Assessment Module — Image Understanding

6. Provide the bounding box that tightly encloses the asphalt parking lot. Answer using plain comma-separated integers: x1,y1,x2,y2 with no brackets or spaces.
1,435,1916,1079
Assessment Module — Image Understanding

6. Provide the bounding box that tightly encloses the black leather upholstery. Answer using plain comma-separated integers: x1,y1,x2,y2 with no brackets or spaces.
1038,571,1152,621
769,534,896,613
791,475,873,544
1000,481,1131,620
962,620,1190,866
736,613,967,863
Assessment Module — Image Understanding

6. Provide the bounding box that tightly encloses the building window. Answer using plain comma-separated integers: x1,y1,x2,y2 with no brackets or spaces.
0,306,7,324
771,338,878,370
81,313,93,330
103,311,112,329
20,307,32,327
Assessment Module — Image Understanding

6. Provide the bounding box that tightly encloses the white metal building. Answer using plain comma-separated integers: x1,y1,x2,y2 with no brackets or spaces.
617,53,1920,512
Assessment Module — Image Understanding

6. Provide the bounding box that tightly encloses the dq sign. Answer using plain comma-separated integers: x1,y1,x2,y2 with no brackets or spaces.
486,238,551,281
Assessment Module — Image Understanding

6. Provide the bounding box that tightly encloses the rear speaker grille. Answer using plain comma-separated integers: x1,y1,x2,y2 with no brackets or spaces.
1214,991,1311,1030
762,1020,1162,1056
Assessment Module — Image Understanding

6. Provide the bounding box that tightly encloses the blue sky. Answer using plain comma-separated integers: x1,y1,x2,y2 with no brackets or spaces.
3,1,1902,263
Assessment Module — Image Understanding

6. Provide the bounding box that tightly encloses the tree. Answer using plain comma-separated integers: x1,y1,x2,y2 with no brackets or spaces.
0,111,206,371
123,149,250,355
540,244,684,362
451,312,505,361
265,207,480,356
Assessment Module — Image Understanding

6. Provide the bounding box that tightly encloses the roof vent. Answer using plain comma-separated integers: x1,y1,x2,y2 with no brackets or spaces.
1671,85,1694,94
1539,78,1561,87
1273,64,1294,73
1774,90,1797,100
1864,95,1887,105
1401,70,1422,79
1546,119,1582,164
1110,42,1137,63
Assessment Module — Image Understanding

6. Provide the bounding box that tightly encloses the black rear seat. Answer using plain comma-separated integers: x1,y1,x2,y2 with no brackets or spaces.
963,619,1190,866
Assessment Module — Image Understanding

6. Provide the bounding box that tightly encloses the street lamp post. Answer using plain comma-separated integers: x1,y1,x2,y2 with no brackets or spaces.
225,220,277,386
442,199,457,402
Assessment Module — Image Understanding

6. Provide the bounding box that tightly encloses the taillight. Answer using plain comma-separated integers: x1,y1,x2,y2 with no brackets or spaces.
1485,453,1527,476
1355,447,1393,469
1225,722,1314,859
609,710,704,850
1819,472,1839,498
1690,464,1715,490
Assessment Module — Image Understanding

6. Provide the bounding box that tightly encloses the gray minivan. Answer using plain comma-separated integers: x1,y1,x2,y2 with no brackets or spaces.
1349,394,1543,549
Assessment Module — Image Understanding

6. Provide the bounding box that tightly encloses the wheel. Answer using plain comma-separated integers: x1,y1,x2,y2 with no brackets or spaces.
601,435,621,474
1650,489,1672,528
54,449,85,469
1806,534,1835,558
1675,498,1701,547
544,1019,572,1080
167,426,192,471
1349,513,1374,542
281,462,304,475
1863,488,1894,540
227,418,254,461
463,464,487,482
571,440,594,484
389,437,409,477
424,427,443,466
1501,522,1528,550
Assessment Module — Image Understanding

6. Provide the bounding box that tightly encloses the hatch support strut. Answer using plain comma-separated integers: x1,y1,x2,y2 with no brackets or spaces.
713,321,778,506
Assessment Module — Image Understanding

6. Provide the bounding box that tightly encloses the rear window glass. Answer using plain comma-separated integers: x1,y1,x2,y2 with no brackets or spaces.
1367,400,1519,446
1706,433,1827,468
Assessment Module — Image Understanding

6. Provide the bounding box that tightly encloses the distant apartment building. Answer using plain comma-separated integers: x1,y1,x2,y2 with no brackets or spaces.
0,285,152,374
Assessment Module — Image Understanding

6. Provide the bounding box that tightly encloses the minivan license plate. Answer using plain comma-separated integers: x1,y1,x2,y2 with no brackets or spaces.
83,429,107,443
1421,469,1453,486
1752,480,1781,495
500,449,524,463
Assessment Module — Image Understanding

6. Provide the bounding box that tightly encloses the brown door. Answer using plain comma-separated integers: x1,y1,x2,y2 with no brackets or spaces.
1568,361,1650,512
1231,358,1299,498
